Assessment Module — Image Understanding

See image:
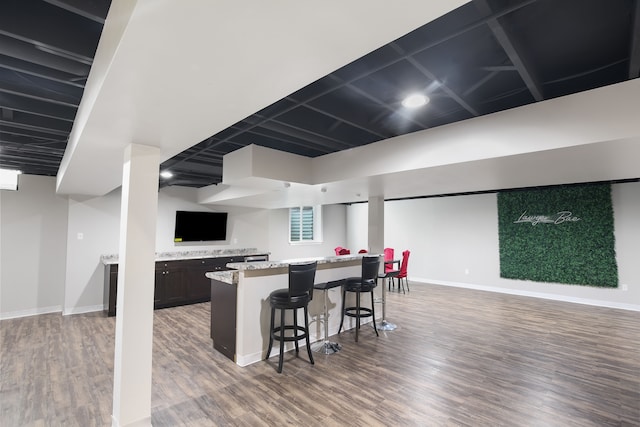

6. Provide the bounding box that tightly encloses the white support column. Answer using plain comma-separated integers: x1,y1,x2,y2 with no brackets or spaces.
368,196,384,254
112,144,160,427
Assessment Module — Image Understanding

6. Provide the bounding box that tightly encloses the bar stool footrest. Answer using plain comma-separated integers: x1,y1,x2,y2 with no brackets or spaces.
344,306,374,319
271,325,309,343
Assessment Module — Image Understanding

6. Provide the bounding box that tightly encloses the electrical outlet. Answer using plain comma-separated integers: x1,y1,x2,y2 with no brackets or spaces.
77,232,83,240
621,284,628,291
464,268,469,275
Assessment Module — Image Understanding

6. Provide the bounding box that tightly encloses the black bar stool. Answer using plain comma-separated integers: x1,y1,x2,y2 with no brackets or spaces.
265,261,317,373
311,279,344,354
338,255,380,342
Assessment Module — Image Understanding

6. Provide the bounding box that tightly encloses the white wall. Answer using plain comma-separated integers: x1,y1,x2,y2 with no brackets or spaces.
1,178,348,318
63,185,273,314
0,175,69,318
3,174,636,317
267,204,347,260
155,186,270,253
347,181,640,310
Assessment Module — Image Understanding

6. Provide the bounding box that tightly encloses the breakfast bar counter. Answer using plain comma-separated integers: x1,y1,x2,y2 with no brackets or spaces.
207,254,382,366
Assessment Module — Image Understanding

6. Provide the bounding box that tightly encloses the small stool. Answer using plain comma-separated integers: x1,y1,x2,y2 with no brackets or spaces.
265,261,317,373
311,280,344,354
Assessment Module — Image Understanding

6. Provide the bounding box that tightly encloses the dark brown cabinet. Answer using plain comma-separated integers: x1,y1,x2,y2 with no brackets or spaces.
156,262,187,307
210,279,237,361
182,259,217,302
104,255,266,316
104,264,118,316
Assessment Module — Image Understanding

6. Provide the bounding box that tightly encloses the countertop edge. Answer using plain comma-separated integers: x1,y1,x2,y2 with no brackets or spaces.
101,249,267,265
226,253,380,271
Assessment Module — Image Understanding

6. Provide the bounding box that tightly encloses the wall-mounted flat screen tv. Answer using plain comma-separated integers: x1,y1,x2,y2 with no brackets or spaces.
174,211,228,242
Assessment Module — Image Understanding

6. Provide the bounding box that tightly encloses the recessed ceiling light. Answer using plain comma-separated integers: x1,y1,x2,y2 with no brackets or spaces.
402,93,429,108
160,170,173,179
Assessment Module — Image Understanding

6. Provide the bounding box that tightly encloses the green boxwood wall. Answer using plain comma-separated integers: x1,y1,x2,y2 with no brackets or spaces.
497,183,618,287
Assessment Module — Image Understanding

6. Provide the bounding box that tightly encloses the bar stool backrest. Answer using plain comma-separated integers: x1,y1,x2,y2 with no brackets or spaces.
288,261,317,300
361,256,380,285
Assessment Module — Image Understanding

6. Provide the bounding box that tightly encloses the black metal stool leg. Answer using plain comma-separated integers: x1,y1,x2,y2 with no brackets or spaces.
355,291,360,342
265,306,275,359
338,288,346,334
304,305,314,364
293,308,300,354
278,308,285,373
370,291,379,337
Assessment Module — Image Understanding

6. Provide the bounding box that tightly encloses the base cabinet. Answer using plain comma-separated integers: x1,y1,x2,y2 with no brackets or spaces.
104,255,266,316
210,279,237,361
156,263,187,307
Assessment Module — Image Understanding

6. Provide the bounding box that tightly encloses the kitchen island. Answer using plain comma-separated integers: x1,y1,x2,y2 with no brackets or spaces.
207,254,382,366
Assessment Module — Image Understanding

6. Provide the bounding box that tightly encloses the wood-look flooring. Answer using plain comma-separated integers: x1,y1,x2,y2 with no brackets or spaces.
1,283,639,426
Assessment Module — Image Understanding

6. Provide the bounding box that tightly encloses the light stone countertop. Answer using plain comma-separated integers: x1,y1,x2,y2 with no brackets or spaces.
205,253,380,284
101,248,267,265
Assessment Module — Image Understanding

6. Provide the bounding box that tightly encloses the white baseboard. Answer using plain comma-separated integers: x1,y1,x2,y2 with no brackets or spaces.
63,304,104,316
0,305,62,320
111,414,152,427
1,303,107,320
410,277,640,312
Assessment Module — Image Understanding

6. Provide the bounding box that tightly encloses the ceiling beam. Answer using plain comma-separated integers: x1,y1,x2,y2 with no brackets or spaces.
403,53,480,117
342,76,438,128
0,35,90,76
0,0,101,60
482,65,517,72
42,0,110,24
0,117,71,136
0,125,68,141
0,132,65,146
253,118,356,152
289,93,395,141
463,71,499,97
629,0,640,78
0,92,76,121
0,144,64,159
0,55,86,88
474,0,544,101
0,79,81,108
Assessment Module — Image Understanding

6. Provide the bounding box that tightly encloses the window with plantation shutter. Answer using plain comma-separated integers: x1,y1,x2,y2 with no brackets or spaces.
289,206,322,243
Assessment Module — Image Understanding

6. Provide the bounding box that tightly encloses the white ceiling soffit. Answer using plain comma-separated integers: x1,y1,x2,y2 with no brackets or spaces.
197,79,640,209
198,137,640,209
55,0,468,196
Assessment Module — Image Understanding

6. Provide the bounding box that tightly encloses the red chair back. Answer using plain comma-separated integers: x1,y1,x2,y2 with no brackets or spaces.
398,250,410,278
383,248,395,273
338,248,351,255
358,249,368,254
334,246,343,256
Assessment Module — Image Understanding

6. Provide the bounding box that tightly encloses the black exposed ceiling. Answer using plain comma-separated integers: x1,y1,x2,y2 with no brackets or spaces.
1,0,639,188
